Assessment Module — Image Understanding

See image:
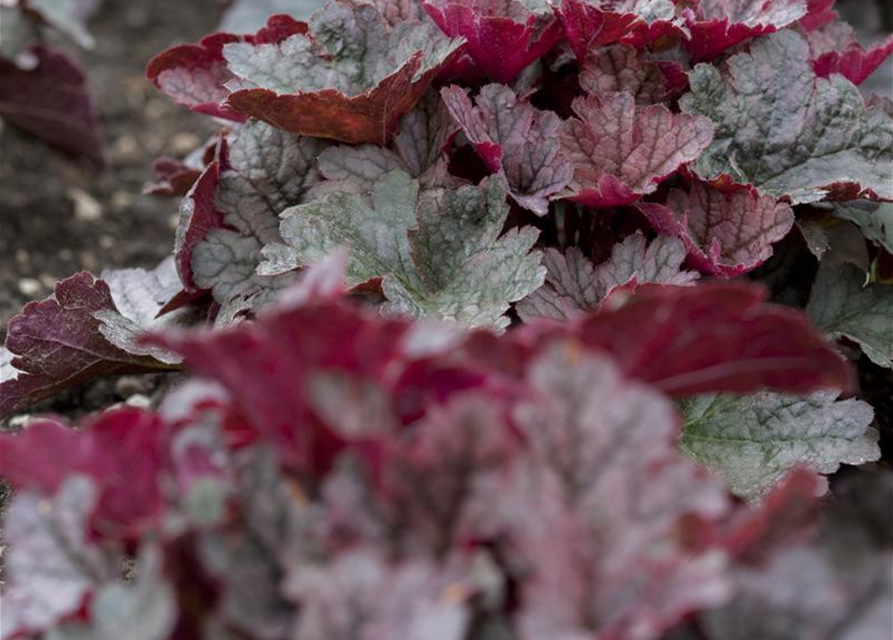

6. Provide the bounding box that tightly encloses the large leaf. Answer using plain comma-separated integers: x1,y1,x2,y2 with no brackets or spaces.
510,347,730,640
0,45,103,164
516,233,698,321
561,93,714,207
419,0,561,83
441,84,572,214
681,391,879,500
0,273,177,420
260,171,545,328
681,30,893,204
569,282,855,395
806,262,893,368
578,43,685,105
637,181,795,276
222,1,463,143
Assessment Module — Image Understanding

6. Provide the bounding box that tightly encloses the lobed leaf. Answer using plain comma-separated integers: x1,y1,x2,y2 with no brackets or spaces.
681,30,893,204
516,233,698,321
638,181,795,276
441,84,572,214
222,1,464,143
0,272,178,420
807,20,893,86
419,0,561,83
561,92,714,207
681,391,879,500
261,171,545,328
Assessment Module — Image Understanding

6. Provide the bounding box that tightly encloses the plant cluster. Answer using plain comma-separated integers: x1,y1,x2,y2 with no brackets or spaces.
1,0,892,638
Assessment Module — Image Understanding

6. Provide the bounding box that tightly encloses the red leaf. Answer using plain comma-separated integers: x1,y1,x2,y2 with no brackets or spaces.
0,409,167,539
0,46,103,165
637,180,795,276
557,0,685,62
572,282,855,395
225,52,443,145
812,31,893,86
146,15,307,120
420,0,562,83
174,160,226,292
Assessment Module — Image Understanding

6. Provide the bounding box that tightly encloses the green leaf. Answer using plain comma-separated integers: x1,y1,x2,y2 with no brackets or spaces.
681,391,879,500
833,201,893,254
806,263,893,368
681,30,893,204
259,171,544,328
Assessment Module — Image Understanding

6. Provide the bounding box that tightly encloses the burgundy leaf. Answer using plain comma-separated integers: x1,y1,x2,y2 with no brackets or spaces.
146,15,307,120
172,147,233,293
579,43,686,104
557,0,686,62
808,22,893,86
637,181,795,276
0,273,174,420
441,84,572,214
572,282,855,395
0,45,103,164
220,2,463,144
0,409,167,539
799,0,837,31
683,0,808,63
560,93,714,207
419,0,562,83
144,134,218,197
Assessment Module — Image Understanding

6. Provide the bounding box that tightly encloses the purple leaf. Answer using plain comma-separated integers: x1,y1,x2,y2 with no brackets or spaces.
637,181,795,277
441,84,572,214
561,93,714,207
0,45,103,164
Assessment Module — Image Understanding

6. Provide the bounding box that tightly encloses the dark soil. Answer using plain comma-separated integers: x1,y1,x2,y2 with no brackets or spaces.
0,0,220,418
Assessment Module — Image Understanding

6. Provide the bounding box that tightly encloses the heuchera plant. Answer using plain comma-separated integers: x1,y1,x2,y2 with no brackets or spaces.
1,0,892,638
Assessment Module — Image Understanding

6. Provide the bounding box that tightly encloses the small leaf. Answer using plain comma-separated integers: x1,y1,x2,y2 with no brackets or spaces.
806,262,893,368
681,391,879,500
419,0,561,83
561,93,713,207
441,84,572,215
637,181,795,276
516,233,698,321
807,21,893,86
579,43,682,104
681,30,893,203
